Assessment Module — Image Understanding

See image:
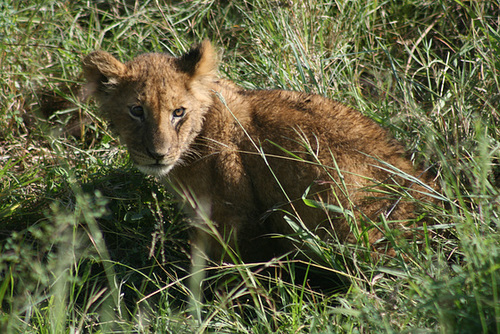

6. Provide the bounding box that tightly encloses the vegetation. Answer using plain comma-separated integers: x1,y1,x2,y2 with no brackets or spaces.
1,0,499,332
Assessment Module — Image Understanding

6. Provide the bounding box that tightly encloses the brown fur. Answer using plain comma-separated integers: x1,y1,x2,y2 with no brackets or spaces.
83,41,437,262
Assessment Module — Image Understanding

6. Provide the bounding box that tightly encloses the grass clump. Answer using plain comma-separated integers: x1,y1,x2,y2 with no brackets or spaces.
1,0,499,333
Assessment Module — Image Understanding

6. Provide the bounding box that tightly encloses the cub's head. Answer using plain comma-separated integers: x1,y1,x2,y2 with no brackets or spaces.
83,41,217,176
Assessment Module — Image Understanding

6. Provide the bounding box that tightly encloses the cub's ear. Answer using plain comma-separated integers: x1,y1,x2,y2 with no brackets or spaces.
176,40,217,78
82,51,126,96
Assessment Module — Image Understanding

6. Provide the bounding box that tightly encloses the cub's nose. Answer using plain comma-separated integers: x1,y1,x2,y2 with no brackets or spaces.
146,147,166,161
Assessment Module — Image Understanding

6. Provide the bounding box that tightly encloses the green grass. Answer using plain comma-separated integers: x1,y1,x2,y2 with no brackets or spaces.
1,0,499,332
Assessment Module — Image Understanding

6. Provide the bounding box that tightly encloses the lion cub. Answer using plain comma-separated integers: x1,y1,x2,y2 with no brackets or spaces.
83,41,435,262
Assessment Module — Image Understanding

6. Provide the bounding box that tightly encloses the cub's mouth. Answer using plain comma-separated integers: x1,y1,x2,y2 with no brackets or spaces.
136,163,174,177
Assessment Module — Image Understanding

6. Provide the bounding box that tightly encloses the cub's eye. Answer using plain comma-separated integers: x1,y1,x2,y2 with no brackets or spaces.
129,105,145,120
173,107,186,118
